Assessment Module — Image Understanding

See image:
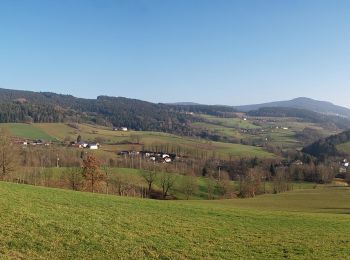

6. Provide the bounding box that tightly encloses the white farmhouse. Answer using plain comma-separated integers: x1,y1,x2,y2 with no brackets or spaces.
88,143,99,150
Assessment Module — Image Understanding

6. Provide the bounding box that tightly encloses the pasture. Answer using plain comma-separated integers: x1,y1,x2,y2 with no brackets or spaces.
338,141,350,154
0,182,348,259
2,123,56,141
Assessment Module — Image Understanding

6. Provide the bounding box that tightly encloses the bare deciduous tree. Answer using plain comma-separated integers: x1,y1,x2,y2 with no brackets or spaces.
217,171,233,198
142,170,157,198
102,165,112,194
206,175,216,200
65,167,83,191
0,128,18,180
159,172,176,199
180,174,198,200
240,168,262,198
272,168,293,194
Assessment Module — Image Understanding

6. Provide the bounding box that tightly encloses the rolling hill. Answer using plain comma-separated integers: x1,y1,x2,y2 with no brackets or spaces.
236,97,350,118
0,182,348,258
303,129,350,159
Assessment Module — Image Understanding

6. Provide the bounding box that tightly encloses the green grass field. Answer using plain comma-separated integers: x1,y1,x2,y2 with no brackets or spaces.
2,123,57,141
0,182,348,259
199,114,261,129
338,141,350,154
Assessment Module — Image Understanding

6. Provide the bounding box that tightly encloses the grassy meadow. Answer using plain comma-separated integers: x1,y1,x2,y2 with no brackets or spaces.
338,141,350,154
3,123,57,141
0,182,348,259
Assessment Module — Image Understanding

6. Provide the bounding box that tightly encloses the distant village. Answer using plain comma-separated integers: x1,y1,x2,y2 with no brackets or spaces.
118,151,176,163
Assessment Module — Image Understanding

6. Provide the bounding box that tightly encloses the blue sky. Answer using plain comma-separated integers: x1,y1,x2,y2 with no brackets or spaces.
0,0,350,107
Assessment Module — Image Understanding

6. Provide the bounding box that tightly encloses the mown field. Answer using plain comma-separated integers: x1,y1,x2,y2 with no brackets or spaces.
338,141,350,154
0,182,349,259
3,123,57,141
1,123,275,159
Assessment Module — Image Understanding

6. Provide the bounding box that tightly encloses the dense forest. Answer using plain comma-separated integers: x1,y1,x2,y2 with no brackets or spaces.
302,129,350,160
0,88,237,134
0,88,195,133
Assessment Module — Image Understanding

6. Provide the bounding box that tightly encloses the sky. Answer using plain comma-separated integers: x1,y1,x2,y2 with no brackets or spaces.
0,0,350,107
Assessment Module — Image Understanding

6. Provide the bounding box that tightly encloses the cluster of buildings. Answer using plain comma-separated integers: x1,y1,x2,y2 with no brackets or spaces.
339,159,349,173
118,150,176,163
113,127,128,131
71,141,99,150
17,139,50,146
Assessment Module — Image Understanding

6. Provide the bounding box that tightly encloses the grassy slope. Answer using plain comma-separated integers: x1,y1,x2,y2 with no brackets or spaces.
2,123,56,141
199,114,260,129
0,182,349,259
337,141,350,154
195,114,340,149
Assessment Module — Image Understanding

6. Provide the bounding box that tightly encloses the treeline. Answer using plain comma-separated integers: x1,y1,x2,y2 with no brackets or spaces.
248,107,350,129
165,103,238,117
303,129,350,160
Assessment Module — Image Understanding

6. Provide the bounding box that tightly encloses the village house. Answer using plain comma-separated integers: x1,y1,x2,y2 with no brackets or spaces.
292,160,303,166
119,150,176,163
88,143,99,150
113,127,128,131
73,141,89,148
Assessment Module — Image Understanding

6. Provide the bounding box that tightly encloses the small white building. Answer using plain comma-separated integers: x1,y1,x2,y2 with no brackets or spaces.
88,144,99,150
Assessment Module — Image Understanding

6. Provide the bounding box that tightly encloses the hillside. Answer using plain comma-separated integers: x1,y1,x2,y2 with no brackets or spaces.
236,97,350,118
247,107,350,129
0,88,193,134
0,182,348,258
0,88,241,135
303,129,350,159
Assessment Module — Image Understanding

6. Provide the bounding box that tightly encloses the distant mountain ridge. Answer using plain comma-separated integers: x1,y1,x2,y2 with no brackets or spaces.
167,102,203,106
235,97,350,118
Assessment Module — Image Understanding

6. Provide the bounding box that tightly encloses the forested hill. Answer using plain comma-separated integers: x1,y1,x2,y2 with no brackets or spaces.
302,129,350,159
0,88,243,133
247,107,350,129
0,88,196,133
236,97,350,118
